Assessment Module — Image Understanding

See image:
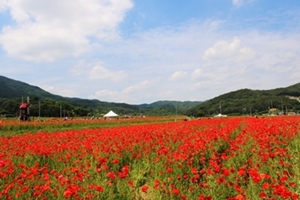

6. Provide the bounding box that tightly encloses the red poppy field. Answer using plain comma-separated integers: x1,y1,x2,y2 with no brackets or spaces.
0,116,299,199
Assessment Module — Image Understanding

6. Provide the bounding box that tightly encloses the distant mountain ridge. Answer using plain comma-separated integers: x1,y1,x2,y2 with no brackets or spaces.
0,75,201,117
0,75,59,99
1,75,299,117
186,82,300,116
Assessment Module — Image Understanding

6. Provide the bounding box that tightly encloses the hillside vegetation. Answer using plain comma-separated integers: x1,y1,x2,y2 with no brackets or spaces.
1,75,299,117
186,83,300,117
0,75,200,117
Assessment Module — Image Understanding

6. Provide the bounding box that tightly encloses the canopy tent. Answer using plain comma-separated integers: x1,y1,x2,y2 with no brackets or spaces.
214,113,227,118
103,110,119,118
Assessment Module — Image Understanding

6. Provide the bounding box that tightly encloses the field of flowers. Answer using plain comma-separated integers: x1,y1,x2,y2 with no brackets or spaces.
0,116,299,199
0,116,182,136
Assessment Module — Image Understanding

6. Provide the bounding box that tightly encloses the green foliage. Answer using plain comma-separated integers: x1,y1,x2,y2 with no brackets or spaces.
187,83,300,116
2,75,299,117
0,76,198,117
137,100,201,116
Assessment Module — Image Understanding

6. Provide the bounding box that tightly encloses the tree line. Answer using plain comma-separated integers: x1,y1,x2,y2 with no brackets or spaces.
0,97,90,118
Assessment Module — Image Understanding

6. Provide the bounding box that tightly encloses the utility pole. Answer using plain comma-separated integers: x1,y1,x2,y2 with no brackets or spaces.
38,100,41,120
27,96,30,118
175,104,178,121
60,104,62,118
270,100,273,108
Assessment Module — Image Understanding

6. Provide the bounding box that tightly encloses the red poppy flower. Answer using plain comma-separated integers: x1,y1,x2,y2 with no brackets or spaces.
141,185,148,193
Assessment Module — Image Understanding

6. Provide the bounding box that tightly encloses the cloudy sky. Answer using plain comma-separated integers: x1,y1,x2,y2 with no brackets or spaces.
0,0,299,104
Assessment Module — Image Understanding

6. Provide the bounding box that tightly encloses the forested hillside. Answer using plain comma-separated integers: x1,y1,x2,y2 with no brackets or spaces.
0,75,199,117
1,75,299,118
186,83,300,117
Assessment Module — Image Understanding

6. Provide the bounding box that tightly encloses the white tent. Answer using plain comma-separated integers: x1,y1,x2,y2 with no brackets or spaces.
214,113,227,118
103,110,119,118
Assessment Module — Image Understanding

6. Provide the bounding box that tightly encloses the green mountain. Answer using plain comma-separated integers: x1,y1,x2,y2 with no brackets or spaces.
186,83,300,117
0,75,200,117
0,75,61,99
3,75,298,118
139,100,202,115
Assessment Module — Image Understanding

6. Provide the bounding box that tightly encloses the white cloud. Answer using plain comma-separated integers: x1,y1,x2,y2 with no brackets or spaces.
0,0,8,11
260,52,298,72
41,85,78,97
70,60,127,82
291,72,300,79
89,80,154,103
157,90,175,100
2,12,300,104
0,0,133,61
89,65,127,81
0,24,89,61
232,0,255,6
192,69,204,80
122,80,151,94
90,89,120,101
169,71,187,81
203,37,256,61
70,60,89,77
86,25,300,103
204,19,224,31
191,80,212,90
232,0,242,6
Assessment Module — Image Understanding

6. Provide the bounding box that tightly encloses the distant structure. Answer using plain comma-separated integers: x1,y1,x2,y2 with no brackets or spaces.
103,110,119,119
214,113,227,118
19,97,30,121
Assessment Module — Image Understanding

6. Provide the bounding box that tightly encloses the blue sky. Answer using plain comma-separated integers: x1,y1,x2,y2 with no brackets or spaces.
0,0,300,104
